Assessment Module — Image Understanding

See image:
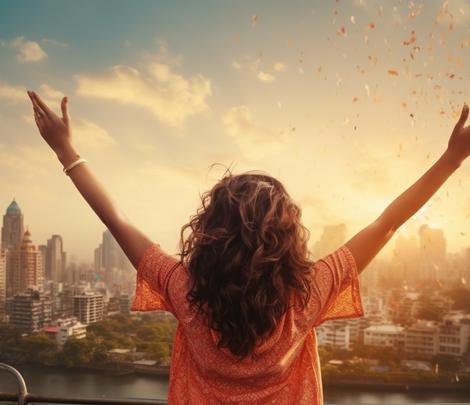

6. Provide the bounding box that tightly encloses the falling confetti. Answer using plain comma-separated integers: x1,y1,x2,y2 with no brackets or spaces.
251,15,258,26
388,69,399,76
403,31,417,46
350,15,356,24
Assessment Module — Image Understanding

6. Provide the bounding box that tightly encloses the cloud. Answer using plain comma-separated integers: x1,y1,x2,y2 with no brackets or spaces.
232,54,287,83
272,62,286,72
0,142,52,179
5,36,48,62
257,71,275,83
0,81,27,103
73,119,115,149
76,59,212,126
222,105,290,159
39,84,65,103
0,82,65,107
41,38,68,48
22,107,114,150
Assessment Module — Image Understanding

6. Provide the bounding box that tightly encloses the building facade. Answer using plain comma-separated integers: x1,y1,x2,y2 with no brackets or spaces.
8,289,52,334
73,292,104,324
9,229,43,296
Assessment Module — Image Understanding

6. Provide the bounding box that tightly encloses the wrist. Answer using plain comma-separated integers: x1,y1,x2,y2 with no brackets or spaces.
56,144,80,167
442,148,463,171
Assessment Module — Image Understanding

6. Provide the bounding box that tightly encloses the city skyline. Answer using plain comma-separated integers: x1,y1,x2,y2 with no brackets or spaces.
2,1,470,262
0,195,464,274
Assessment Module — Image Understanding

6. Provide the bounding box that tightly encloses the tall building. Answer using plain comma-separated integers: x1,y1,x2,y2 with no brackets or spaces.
2,199,25,299
1,199,25,250
9,229,43,296
97,229,133,285
0,248,6,321
392,232,420,283
73,291,104,324
312,223,347,260
38,244,47,283
94,243,103,272
45,235,66,283
418,224,447,282
8,289,52,334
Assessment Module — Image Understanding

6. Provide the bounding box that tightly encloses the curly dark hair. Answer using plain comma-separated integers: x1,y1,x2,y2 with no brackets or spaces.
177,166,314,360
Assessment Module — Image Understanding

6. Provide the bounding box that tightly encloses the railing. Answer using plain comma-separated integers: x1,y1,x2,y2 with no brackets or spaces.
0,363,167,405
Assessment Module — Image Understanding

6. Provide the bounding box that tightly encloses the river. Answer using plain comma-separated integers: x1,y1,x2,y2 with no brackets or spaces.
0,364,469,404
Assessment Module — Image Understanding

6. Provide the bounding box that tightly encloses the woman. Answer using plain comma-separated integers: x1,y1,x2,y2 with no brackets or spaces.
27,90,469,404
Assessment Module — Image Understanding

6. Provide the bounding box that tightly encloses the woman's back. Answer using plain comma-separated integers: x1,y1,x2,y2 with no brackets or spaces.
131,242,363,404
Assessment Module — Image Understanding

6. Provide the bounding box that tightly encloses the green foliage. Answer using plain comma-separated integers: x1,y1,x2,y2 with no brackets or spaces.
58,337,96,367
1,313,177,368
21,333,58,363
0,323,22,357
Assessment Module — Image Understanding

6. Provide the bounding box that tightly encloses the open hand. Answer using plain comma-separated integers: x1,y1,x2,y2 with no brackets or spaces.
27,90,73,158
447,102,470,164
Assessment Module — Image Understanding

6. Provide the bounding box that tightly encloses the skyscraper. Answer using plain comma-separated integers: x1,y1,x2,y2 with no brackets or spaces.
312,223,347,259
418,224,447,281
1,199,25,250
98,229,133,285
45,234,66,283
9,229,43,296
392,232,420,283
0,248,6,321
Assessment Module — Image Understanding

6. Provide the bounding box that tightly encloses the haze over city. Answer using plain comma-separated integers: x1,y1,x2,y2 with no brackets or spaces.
1,0,470,264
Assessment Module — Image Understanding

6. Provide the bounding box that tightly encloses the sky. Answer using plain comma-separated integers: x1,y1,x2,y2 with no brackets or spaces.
1,0,470,265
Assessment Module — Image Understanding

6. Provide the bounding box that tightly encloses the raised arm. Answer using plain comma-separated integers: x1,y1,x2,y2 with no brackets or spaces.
27,90,153,270
345,103,469,274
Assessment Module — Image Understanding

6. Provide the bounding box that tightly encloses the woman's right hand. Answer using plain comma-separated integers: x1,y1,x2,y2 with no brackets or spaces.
447,102,470,164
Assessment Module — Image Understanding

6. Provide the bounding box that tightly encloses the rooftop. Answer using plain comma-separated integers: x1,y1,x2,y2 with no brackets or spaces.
6,199,21,215
364,324,404,333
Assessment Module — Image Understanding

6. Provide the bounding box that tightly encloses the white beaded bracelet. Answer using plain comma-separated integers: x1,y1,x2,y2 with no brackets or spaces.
63,157,87,175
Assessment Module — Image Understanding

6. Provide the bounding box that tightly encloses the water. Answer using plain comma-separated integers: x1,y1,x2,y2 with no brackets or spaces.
0,364,469,404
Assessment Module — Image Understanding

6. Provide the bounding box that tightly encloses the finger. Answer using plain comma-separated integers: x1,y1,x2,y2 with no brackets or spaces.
28,91,47,118
34,112,45,134
61,96,70,124
30,91,54,117
455,102,469,131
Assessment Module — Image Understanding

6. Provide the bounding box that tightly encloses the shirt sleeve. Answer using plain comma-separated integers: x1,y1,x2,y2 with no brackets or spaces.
307,244,364,327
130,243,182,315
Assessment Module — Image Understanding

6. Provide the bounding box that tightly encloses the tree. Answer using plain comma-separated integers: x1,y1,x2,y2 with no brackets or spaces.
22,333,58,364
58,337,95,366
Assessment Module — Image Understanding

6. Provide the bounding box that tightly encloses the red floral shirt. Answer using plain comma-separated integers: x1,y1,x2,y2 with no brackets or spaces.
131,244,364,404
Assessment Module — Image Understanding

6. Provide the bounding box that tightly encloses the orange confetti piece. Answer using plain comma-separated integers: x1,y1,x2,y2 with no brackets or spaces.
388,69,399,76
368,22,375,29
251,15,259,27
403,31,417,46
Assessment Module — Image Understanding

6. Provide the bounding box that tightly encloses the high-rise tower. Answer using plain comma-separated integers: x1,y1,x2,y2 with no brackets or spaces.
45,234,66,283
1,199,25,250
9,229,43,296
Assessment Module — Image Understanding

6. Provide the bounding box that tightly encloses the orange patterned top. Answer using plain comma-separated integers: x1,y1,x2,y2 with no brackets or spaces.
131,244,364,404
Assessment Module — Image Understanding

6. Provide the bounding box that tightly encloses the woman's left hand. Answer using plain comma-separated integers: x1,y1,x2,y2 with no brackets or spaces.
27,90,74,159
